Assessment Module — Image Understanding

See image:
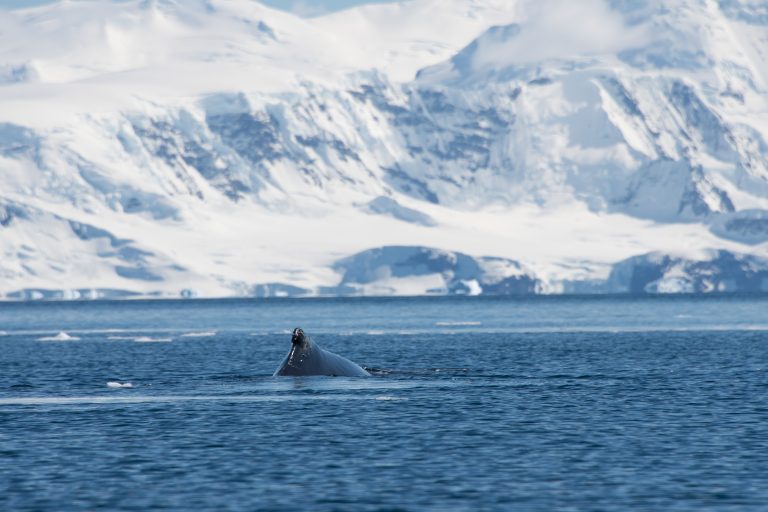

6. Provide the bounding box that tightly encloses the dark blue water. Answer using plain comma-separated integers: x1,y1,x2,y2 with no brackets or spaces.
1,295,767,511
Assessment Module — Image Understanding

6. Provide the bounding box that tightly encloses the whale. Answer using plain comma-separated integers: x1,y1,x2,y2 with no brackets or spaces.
273,328,370,377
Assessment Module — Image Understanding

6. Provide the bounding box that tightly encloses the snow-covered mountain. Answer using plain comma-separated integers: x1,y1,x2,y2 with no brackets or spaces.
2,0,768,299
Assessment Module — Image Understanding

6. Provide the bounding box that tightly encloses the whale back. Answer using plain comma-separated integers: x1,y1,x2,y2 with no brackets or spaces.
273,331,370,377
313,347,371,377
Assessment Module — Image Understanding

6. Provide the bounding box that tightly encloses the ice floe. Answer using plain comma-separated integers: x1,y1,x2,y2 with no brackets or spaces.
180,331,217,338
106,381,133,388
37,331,80,341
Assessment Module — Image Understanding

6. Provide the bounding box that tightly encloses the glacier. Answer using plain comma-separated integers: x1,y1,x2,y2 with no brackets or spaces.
1,0,768,299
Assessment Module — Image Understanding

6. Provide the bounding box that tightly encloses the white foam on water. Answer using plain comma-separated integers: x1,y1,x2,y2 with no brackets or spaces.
0,394,386,406
338,329,420,336
180,331,217,338
375,395,408,401
501,325,768,334
106,381,133,388
37,331,80,341
332,325,768,335
133,336,172,343
15,328,179,336
107,336,136,340
390,325,768,335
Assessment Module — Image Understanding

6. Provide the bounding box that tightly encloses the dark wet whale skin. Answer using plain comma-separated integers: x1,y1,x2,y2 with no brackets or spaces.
273,328,370,377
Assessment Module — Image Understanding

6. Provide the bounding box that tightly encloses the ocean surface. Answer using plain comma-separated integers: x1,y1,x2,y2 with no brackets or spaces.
1,295,767,511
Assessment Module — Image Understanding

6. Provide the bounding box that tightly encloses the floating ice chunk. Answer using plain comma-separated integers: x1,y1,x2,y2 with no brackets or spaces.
133,336,172,343
37,331,80,341
180,331,216,338
107,381,133,388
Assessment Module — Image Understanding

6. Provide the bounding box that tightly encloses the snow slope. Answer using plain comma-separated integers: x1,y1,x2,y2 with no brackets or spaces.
1,0,768,298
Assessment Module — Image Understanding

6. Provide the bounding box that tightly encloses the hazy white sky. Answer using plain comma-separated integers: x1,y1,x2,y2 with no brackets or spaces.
0,0,398,15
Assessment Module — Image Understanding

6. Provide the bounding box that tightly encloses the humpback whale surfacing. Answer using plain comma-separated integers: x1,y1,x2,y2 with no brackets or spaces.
273,328,370,377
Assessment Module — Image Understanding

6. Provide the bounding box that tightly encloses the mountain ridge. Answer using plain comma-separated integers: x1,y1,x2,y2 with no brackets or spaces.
1,0,768,298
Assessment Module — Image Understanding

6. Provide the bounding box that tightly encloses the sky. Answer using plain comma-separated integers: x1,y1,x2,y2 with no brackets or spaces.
0,0,397,15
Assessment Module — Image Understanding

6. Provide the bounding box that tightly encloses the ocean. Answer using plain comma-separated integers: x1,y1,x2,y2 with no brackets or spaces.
1,295,767,511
